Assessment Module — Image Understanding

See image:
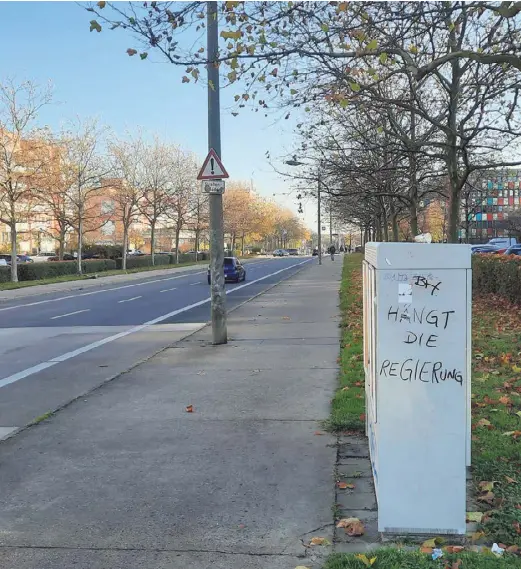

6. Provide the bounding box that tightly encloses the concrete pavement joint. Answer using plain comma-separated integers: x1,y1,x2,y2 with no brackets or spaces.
0,545,305,558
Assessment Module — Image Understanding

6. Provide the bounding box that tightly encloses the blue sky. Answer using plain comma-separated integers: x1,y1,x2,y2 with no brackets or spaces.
0,1,316,228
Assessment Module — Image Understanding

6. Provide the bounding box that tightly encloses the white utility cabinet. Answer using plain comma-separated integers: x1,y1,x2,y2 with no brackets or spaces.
363,243,471,535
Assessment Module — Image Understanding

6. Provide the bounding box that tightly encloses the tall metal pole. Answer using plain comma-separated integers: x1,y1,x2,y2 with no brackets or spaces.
329,206,333,249
207,1,227,344
317,170,322,266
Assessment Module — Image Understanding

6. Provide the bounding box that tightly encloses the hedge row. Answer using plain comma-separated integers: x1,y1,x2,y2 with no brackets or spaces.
0,259,117,283
0,253,210,284
473,254,521,304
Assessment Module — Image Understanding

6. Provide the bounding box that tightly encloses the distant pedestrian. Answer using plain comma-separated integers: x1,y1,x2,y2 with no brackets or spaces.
329,244,336,261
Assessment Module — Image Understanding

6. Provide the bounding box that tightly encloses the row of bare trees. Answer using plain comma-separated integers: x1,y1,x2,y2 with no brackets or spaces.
89,1,521,243
0,78,208,281
0,78,308,283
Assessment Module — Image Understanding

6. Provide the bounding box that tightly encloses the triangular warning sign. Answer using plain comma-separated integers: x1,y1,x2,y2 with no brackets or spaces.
197,148,229,180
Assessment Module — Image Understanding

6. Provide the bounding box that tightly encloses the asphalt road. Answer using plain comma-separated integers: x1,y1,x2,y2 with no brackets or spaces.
0,256,312,435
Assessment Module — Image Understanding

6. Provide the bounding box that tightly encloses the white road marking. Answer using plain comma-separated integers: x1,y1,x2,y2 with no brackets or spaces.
118,296,142,303
0,259,301,314
0,258,312,390
189,282,199,286
159,287,177,293
0,271,206,313
50,309,91,320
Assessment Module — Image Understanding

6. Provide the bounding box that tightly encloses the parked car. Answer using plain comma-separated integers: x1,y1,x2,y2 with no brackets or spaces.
287,248,299,256
504,244,521,256
486,237,517,253
0,259,7,266
0,254,11,264
312,248,319,256
49,254,76,261
127,249,145,256
471,245,501,254
207,257,246,284
17,254,33,263
273,249,290,257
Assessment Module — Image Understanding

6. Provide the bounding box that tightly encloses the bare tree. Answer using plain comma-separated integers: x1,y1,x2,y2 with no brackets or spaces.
139,139,177,265
188,182,209,261
60,119,112,275
0,79,52,281
167,148,198,264
109,135,146,270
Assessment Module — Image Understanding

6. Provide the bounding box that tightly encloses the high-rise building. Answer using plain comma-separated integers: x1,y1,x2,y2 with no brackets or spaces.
461,170,521,242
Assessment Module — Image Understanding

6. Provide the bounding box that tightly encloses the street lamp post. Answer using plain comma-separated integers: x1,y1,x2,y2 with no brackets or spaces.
206,0,227,345
286,159,322,265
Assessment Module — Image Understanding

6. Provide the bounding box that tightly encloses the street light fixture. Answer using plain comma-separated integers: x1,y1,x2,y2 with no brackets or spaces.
285,159,322,265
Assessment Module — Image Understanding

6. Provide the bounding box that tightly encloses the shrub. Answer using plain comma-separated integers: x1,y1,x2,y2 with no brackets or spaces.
82,244,123,259
115,255,171,270
3,259,117,282
18,261,78,280
473,254,521,304
0,266,10,283
82,259,117,273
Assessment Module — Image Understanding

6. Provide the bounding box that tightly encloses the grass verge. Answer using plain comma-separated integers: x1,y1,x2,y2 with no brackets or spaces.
328,253,365,431
328,254,521,562
324,548,521,569
0,260,208,291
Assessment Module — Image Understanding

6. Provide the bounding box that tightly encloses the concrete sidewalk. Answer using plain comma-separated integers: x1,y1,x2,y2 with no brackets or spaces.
0,258,343,569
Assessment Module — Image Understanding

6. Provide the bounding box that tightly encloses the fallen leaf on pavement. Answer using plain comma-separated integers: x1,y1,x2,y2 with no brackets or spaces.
337,481,355,489
314,431,325,436
466,512,484,523
282,316,291,320
479,481,495,491
336,517,365,536
309,536,330,546
185,405,194,413
294,566,311,569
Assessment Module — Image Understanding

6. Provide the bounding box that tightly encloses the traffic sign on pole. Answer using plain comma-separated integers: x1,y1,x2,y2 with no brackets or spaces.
197,148,229,180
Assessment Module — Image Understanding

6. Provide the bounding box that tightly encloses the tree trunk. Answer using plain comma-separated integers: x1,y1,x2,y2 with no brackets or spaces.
10,224,18,283
58,227,66,260
77,217,83,275
122,225,129,270
150,221,156,266
241,233,245,256
195,229,200,262
175,227,180,264
447,184,461,243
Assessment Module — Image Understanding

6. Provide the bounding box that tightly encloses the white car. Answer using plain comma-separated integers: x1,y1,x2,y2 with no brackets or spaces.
0,259,7,266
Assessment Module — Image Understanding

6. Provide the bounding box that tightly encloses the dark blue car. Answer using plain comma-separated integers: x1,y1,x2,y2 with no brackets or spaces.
207,257,246,284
